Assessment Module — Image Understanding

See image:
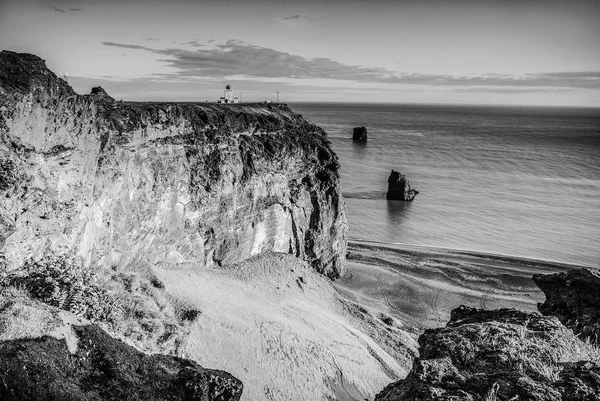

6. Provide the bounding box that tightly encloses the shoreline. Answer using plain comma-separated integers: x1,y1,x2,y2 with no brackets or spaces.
335,239,578,329
348,237,595,271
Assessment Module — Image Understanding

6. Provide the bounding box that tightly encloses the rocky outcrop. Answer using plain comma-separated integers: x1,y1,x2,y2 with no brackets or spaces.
375,306,600,401
0,289,243,401
386,170,417,201
533,268,600,344
353,126,367,141
0,50,347,278
90,85,115,102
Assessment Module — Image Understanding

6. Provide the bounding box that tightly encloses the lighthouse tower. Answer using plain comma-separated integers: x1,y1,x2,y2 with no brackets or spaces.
225,85,233,102
218,84,239,103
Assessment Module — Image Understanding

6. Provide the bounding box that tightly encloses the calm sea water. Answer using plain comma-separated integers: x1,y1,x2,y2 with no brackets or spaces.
289,103,600,267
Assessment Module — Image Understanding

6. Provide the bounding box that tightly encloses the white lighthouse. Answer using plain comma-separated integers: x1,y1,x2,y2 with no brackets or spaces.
218,84,239,103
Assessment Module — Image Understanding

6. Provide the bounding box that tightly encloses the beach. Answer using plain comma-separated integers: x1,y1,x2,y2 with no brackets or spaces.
335,240,575,329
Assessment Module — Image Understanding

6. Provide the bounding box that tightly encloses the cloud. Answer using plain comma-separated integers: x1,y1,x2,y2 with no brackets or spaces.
181,40,207,48
101,40,600,90
452,86,574,94
104,42,151,51
49,5,66,13
48,5,82,15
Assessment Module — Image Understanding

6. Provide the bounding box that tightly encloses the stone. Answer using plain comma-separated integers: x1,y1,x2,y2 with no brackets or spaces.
89,86,115,102
353,126,367,140
375,306,600,400
387,170,418,201
0,50,347,279
533,268,600,344
0,292,243,401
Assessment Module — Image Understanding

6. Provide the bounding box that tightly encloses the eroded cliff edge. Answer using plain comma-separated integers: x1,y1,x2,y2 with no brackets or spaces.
0,50,347,278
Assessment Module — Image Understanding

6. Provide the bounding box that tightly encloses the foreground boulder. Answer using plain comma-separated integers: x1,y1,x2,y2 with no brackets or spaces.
0,50,346,278
0,289,243,401
375,306,600,400
533,268,600,344
353,126,367,140
387,170,418,201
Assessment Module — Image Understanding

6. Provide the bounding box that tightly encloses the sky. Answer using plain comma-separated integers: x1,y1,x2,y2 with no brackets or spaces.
1,0,599,106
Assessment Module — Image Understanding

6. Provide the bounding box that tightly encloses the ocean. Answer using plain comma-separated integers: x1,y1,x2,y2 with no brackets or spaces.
290,102,600,268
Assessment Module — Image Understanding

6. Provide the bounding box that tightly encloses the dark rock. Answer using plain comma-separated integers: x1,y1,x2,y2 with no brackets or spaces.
0,323,243,401
533,268,600,344
90,86,115,102
387,170,418,201
0,290,242,401
375,306,600,400
353,126,368,141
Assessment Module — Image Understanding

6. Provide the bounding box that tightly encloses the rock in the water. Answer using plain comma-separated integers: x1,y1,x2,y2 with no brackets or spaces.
387,170,418,201
533,268,600,344
0,50,347,279
353,126,367,140
375,305,600,401
0,290,243,401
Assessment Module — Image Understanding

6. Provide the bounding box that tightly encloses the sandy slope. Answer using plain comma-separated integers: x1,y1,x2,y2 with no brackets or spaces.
336,240,574,328
153,253,417,401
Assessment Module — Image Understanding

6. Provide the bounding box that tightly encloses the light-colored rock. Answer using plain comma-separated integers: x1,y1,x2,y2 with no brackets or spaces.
0,50,347,278
375,306,600,401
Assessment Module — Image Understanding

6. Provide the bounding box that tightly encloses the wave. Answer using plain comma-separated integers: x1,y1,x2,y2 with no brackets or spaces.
343,191,387,200
347,237,595,270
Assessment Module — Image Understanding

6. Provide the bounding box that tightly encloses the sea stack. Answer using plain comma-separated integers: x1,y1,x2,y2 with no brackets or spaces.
387,170,418,201
352,126,368,141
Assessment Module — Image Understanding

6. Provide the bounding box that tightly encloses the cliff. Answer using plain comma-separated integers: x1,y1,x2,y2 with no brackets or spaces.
375,306,600,400
533,268,600,344
0,50,347,279
0,51,421,401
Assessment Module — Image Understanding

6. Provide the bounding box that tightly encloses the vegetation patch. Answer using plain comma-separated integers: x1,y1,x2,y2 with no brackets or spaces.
0,251,121,322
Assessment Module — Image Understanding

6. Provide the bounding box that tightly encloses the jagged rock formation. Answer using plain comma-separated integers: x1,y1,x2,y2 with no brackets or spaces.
386,170,418,201
533,268,600,344
353,126,367,140
0,289,243,401
0,50,347,278
375,306,600,400
90,85,115,102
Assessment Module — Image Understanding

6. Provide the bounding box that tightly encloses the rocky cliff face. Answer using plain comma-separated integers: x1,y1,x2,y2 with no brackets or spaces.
0,50,347,278
375,306,600,401
533,268,600,344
